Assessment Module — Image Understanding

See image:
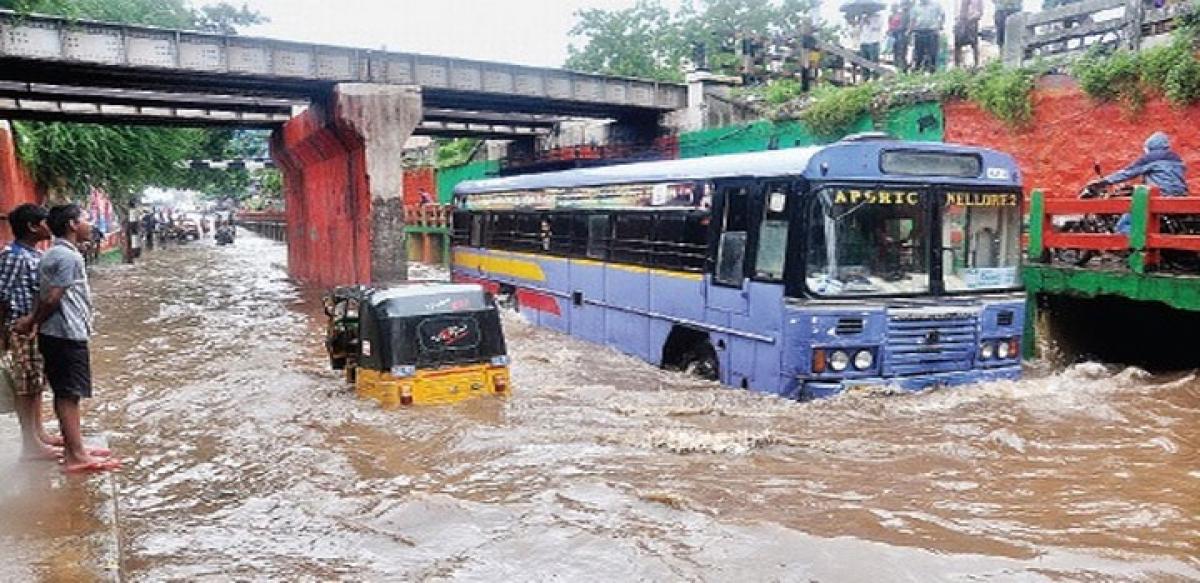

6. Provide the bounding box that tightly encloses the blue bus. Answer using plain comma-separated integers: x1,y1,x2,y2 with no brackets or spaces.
450,137,1025,400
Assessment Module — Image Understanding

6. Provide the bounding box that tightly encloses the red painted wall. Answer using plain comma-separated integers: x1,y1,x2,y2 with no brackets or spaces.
0,123,43,241
402,167,436,206
273,109,372,287
945,77,1200,198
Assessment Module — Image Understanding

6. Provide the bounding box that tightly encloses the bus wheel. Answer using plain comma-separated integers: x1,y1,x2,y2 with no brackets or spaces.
681,343,719,381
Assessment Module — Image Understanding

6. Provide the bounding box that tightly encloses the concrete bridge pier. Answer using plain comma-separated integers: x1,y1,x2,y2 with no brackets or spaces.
271,83,423,287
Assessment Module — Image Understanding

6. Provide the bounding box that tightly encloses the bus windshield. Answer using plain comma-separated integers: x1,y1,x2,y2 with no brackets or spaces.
806,188,931,296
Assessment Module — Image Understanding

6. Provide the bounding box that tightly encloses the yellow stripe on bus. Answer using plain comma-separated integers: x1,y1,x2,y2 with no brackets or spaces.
454,248,704,282
453,250,547,282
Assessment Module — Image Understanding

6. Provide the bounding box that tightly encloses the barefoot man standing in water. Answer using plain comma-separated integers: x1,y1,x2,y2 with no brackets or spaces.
16,204,118,473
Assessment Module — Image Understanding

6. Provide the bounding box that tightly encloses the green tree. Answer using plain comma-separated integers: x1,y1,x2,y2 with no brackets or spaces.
566,0,825,81
565,1,687,81
0,0,269,208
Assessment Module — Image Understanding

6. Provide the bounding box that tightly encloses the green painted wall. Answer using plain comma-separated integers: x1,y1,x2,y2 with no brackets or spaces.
678,102,944,159
436,160,500,203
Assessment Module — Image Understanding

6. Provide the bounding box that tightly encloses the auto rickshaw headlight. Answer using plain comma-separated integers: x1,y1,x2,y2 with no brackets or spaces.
490,355,510,367
997,340,1011,360
390,365,417,378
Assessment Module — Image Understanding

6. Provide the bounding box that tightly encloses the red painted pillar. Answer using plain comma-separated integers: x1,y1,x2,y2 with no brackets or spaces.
271,85,422,287
0,121,44,241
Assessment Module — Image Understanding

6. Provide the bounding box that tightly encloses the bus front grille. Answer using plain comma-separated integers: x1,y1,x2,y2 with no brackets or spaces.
883,313,977,377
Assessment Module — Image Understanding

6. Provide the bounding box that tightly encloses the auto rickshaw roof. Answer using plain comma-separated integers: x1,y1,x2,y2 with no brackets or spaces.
368,283,492,317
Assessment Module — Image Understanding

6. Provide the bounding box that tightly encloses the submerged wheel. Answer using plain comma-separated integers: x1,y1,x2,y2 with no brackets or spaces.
330,356,347,370
680,343,719,381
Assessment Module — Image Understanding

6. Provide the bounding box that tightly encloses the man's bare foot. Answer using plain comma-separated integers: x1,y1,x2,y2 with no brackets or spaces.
40,434,65,447
20,445,63,461
62,456,122,474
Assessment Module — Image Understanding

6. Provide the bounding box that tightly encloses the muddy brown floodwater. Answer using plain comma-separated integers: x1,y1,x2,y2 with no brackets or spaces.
0,232,1197,582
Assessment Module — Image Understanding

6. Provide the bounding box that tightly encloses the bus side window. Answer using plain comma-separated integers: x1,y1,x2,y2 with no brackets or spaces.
654,214,685,270
452,210,470,244
682,212,709,272
549,214,574,256
587,214,610,259
613,213,653,265
714,185,750,286
469,214,484,247
755,184,790,281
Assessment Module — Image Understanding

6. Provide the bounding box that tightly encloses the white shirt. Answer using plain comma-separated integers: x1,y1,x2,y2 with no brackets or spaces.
857,13,885,46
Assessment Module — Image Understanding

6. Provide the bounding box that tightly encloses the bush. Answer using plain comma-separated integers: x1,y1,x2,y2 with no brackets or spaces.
798,84,876,137
966,64,1035,127
763,79,805,105
1165,56,1200,105
1074,48,1144,110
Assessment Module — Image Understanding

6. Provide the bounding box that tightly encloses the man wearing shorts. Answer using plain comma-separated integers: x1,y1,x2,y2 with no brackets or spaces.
16,204,118,473
0,203,59,460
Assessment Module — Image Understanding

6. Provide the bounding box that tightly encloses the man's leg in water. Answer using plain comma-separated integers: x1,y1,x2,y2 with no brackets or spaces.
10,330,61,459
53,395,112,471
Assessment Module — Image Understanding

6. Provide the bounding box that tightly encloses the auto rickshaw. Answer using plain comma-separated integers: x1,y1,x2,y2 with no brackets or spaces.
324,283,511,407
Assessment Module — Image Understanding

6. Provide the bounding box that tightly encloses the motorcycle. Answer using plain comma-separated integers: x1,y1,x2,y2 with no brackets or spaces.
1050,181,1131,267
215,225,235,246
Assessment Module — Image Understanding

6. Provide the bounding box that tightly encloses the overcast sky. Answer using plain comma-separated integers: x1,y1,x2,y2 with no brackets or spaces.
212,0,677,68
209,0,1028,69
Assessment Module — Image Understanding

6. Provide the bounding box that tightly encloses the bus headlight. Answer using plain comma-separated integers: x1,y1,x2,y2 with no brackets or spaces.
997,340,1010,359
829,350,850,372
979,342,994,360
853,350,874,370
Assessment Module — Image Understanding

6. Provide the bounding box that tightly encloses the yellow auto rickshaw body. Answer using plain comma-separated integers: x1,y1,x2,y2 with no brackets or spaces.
324,283,511,407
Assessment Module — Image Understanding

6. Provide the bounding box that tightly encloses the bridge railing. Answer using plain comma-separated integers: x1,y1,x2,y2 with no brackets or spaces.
403,204,453,229
236,210,287,243
1004,0,1193,66
1027,185,1200,273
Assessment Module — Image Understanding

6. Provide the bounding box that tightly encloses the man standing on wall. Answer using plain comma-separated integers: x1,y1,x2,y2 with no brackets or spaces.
910,0,945,73
955,0,984,67
0,204,59,460
15,204,119,473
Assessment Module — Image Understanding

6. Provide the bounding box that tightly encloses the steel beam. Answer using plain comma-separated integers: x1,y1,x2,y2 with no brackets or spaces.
0,9,686,117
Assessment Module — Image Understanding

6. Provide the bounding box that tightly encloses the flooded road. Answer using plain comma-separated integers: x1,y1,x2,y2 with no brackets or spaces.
1,232,1197,581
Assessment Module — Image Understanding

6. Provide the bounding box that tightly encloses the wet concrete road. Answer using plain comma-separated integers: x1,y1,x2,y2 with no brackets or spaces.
0,232,1197,581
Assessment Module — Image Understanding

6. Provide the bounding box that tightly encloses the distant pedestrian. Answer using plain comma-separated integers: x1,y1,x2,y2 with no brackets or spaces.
853,10,885,79
0,203,59,460
15,204,119,473
888,1,913,71
955,0,983,67
910,0,945,73
419,189,435,205
141,210,156,252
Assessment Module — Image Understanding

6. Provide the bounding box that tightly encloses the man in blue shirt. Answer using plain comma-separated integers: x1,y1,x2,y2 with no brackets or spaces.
1089,132,1188,234
0,203,57,460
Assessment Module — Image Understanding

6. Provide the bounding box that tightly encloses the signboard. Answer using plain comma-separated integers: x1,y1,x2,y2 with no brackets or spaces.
464,182,704,211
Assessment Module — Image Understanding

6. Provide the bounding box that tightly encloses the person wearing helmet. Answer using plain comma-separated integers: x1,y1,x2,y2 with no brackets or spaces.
1089,131,1188,196
1089,132,1188,235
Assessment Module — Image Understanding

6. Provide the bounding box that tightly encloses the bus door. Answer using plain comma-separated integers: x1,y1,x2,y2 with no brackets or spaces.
706,179,757,317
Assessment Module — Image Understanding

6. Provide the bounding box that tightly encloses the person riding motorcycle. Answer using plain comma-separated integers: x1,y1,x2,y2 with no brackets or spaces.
1086,131,1188,234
